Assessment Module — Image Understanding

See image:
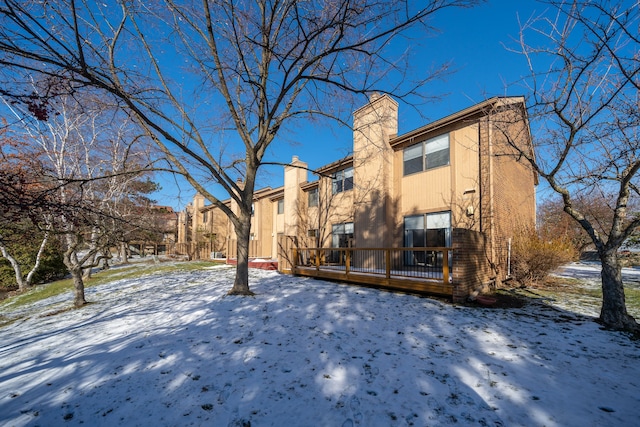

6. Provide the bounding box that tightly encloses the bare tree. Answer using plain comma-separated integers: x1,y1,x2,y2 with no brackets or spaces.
0,0,480,295
4,91,154,306
537,194,621,255
504,0,640,331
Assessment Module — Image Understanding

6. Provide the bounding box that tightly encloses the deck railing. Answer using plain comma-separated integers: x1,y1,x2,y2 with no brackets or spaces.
291,247,453,296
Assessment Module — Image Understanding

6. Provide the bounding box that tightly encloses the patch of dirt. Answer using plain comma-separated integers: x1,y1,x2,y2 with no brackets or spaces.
0,287,21,301
40,301,95,318
464,291,528,309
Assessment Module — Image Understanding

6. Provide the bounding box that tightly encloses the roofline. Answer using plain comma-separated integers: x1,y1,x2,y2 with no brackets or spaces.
254,186,283,200
390,96,526,147
200,185,285,212
300,180,319,191
201,199,232,213
315,154,354,175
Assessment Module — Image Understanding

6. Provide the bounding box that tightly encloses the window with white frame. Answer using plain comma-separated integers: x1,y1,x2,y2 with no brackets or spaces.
277,198,284,214
403,133,450,176
332,167,354,194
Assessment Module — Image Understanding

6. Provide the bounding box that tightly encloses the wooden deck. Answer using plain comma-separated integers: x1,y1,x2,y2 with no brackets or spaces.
291,247,454,297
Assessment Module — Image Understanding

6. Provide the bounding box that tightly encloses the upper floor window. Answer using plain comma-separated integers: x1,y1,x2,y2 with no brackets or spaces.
202,211,208,223
332,166,354,194
308,187,319,207
251,203,255,216
403,134,450,176
277,198,284,214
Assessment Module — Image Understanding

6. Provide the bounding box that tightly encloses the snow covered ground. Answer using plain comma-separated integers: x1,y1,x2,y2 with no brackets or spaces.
1,263,639,427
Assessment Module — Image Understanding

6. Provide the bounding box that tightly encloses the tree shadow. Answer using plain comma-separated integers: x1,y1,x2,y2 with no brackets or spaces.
0,267,638,426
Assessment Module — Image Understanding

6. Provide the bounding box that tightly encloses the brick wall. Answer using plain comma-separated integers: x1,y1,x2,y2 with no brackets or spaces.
452,228,495,302
472,105,536,292
490,107,537,286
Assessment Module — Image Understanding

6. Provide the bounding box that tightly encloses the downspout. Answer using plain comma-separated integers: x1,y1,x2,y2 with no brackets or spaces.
478,125,482,233
488,117,497,280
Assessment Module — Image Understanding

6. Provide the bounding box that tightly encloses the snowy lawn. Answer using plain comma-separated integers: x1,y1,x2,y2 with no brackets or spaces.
1,264,639,427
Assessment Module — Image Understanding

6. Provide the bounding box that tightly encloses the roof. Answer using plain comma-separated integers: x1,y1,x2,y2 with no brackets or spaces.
390,96,527,148
314,154,354,175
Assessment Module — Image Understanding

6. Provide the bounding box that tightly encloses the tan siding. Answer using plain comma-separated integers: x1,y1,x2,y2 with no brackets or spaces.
260,198,274,257
326,190,354,225
451,124,481,231
401,165,451,214
452,124,480,197
352,94,397,247
275,206,285,233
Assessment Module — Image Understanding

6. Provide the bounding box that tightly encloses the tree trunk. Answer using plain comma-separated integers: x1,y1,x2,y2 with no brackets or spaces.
599,250,638,332
83,228,100,279
24,231,49,288
120,241,130,264
70,267,87,307
228,210,254,295
83,258,94,279
63,249,87,307
0,242,26,291
102,250,110,270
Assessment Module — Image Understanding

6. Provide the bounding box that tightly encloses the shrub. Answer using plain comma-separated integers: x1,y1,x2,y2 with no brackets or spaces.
511,228,577,286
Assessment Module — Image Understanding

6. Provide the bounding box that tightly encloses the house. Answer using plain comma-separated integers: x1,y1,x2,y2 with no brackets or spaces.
175,95,537,300
124,205,179,257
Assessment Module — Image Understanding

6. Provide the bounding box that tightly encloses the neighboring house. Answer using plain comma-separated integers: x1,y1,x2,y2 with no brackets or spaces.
175,94,537,300
125,205,179,256
152,206,179,245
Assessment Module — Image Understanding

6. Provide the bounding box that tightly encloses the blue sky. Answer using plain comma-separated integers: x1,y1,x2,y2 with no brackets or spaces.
156,0,544,210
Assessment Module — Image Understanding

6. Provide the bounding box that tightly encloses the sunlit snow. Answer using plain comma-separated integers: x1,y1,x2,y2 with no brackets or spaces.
0,262,638,426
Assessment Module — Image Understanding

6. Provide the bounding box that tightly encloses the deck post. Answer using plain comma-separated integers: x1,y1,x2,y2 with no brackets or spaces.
345,249,350,276
385,249,391,279
443,249,449,285
292,248,298,271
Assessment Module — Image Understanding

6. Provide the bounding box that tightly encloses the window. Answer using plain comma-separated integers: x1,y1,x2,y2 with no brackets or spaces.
308,187,319,207
404,212,451,247
403,212,451,266
251,203,255,216
332,167,354,194
331,222,353,263
425,134,450,169
202,211,208,223
403,144,423,175
277,198,284,214
308,229,318,238
403,134,450,176
332,222,354,248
